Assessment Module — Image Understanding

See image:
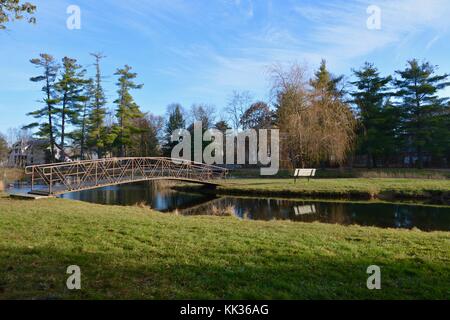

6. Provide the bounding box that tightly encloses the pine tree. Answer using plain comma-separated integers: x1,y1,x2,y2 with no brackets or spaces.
0,133,8,162
163,104,185,157
87,53,108,158
25,54,59,162
70,80,94,160
129,113,163,157
55,57,89,156
310,59,344,97
351,62,399,167
394,59,450,168
113,65,144,157
0,1,36,29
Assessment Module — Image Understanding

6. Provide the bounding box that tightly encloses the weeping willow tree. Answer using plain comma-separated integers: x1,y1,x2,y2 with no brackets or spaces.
271,61,356,168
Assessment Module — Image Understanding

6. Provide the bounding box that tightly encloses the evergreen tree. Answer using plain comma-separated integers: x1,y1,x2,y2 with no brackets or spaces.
240,101,273,130
25,54,59,162
70,80,94,160
310,59,344,97
55,57,89,156
0,133,8,162
113,65,143,157
394,59,450,168
87,53,108,158
214,120,231,132
129,113,163,157
351,62,399,167
163,104,185,157
0,1,36,29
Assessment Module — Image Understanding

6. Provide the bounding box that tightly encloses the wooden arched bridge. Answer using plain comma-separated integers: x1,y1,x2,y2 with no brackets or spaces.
25,157,228,196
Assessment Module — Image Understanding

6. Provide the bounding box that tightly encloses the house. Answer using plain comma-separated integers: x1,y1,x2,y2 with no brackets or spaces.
7,139,48,167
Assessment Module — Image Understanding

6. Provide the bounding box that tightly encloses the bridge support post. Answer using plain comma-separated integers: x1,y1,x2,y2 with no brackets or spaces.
49,167,53,195
31,167,35,193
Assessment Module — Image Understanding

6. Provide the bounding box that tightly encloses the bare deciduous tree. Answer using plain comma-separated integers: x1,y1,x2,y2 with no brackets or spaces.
225,91,253,130
6,127,32,147
189,104,216,129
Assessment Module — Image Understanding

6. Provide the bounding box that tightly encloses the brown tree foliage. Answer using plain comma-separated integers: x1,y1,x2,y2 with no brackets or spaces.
271,63,356,168
240,101,273,130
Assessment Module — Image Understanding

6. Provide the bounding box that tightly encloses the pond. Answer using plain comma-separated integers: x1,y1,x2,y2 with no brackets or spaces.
54,181,450,232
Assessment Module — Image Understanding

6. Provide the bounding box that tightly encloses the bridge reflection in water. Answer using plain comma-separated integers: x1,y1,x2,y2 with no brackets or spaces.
25,157,228,196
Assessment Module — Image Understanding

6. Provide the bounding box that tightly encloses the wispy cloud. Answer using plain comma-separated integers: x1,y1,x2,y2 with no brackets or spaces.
2,0,450,131
294,0,450,60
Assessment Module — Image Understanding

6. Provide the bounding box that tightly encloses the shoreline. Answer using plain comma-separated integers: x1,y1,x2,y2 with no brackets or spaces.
175,178,450,203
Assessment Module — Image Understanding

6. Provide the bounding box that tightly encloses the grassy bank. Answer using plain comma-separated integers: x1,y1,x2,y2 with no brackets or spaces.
0,193,449,299
210,178,450,201
229,168,450,179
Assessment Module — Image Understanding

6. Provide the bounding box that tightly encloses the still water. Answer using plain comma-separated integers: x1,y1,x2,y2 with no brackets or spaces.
59,181,450,232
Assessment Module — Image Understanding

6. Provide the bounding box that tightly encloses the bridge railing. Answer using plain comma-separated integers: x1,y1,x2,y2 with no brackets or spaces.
25,157,228,195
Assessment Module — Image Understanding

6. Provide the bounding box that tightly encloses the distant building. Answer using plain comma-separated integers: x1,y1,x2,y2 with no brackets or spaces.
7,139,48,167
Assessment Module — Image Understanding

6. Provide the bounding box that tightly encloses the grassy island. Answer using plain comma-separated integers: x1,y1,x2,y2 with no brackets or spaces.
212,178,450,201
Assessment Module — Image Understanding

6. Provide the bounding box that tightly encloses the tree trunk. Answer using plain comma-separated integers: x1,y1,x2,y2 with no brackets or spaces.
60,94,67,159
45,75,55,163
366,151,372,168
372,154,377,168
417,146,423,169
80,106,87,160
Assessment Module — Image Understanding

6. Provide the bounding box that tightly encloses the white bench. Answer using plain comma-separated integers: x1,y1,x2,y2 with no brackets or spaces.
294,205,317,215
293,168,316,182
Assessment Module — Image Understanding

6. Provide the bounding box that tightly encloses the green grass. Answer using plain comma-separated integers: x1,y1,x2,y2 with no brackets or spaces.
0,193,449,300
229,168,450,179
215,178,450,200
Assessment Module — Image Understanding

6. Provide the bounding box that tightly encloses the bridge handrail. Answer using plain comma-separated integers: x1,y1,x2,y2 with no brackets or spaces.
25,157,228,175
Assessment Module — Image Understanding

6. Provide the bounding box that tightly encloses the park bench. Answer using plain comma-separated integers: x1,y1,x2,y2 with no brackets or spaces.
294,204,317,215
293,168,317,183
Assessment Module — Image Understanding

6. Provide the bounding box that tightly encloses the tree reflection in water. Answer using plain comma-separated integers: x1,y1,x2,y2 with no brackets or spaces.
61,181,450,232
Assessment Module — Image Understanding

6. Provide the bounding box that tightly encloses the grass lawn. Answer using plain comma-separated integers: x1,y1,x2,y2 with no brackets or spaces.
216,178,450,200
0,193,449,299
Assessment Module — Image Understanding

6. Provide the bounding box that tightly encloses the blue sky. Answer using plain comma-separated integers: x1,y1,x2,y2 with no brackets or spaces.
1,0,450,134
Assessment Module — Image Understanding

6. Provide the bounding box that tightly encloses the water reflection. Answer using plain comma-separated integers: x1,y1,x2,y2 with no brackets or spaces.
61,181,216,211
294,205,317,215
58,181,450,232
180,197,450,231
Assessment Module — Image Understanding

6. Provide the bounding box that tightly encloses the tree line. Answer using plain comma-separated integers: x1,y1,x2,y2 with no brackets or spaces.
272,59,450,169
20,53,164,162
1,55,449,169
160,59,450,169
1,1,449,169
